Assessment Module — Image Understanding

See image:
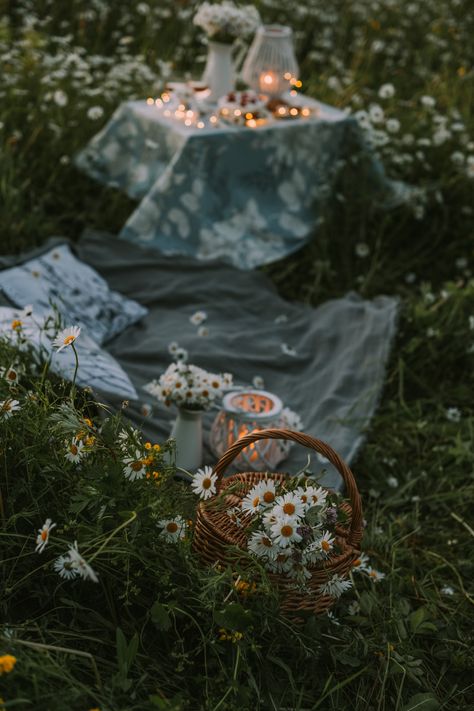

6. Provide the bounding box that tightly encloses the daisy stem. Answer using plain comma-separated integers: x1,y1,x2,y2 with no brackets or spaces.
87,510,137,563
70,342,79,400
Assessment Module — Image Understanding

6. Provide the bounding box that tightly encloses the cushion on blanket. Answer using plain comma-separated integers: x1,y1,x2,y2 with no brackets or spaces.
0,244,147,345
0,306,137,401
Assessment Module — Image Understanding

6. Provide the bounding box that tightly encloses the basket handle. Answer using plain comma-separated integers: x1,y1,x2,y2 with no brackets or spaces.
212,428,363,547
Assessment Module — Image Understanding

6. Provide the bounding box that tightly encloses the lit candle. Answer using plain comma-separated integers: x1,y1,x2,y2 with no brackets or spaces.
259,71,278,94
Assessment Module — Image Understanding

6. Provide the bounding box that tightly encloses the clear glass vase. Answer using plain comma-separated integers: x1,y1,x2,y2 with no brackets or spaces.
170,407,203,473
241,25,299,98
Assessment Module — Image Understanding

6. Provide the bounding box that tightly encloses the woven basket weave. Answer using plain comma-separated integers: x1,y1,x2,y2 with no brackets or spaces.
193,428,363,618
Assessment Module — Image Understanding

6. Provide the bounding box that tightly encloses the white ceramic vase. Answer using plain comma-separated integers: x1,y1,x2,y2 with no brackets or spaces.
202,40,236,102
171,407,203,472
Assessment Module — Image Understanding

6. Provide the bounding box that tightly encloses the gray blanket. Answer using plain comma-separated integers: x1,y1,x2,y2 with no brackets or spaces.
71,230,398,489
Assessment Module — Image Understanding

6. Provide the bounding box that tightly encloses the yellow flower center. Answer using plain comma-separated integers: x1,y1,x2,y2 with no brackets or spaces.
283,502,296,515
11,320,22,330
202,477,212,489
301,494,308,503
166,522,178,533
211,380,220,388
321,539,331,552
70,444,78,455
262,537,272,548
353,558,361,567
263,491,274,504
7,371,17,381
369,570,377,578
41,530,48,541
63,335,75,345
252,496,260,508
131,461,143,472
281,525,293,538
312,495,319,503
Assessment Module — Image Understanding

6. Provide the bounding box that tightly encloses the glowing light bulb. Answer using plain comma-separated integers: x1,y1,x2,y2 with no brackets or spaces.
290,107,298,116
197,121,205,129
146,97,154,105
155,98,162,107
210,115,217,124
301,107,310,117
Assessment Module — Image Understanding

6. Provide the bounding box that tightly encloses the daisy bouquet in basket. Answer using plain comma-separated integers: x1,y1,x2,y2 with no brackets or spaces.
193,1,260,43
145,361,233,412
192,469,353,596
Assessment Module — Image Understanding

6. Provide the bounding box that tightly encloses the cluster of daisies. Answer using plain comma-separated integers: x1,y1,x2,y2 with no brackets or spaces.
145,361,233,411
193,1,260,43
35,518,98,583
191,467,384,596
118,427,163,482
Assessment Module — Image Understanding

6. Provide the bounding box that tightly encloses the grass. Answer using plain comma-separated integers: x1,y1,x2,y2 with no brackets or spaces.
1,0,474,709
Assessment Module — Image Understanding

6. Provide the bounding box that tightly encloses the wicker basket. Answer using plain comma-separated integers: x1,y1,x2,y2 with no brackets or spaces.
193,428,363,618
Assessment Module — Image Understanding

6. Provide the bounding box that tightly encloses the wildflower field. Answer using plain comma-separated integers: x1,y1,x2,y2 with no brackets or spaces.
1,1,474,709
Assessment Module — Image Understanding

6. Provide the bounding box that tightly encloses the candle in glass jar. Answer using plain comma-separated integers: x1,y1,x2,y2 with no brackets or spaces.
259,71,278,93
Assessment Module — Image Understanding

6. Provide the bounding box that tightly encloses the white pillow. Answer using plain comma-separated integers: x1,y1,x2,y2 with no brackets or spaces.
0,244,147,345
0,307,137,401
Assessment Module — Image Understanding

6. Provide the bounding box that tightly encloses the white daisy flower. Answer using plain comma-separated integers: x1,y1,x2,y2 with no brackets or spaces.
0,399,20,419
2,365,21,385
315,530,335,557
266,548,294,574
35,518,57,553
248,530,280,560
168,341,179,354
175,347,188,362
53,554,79,580
272,492,305,520
352,552,371,572
241,483,264,514
190,310,207,325
191,465,217,500
52,325,81,352
318,574,352,598
270,516,302,548
252,375,265,389
158,516,187,542
123,452,147,481
446,407,461,423
255,479,277,507
197,326,209,337
280,407,303,431
440,585,454,596
65,437,85,463
67,542,99,583
366,567,385,583
304,485,328,508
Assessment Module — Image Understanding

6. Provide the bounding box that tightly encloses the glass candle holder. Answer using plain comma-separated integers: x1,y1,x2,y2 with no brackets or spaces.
209,389,290,471
241,25,299,99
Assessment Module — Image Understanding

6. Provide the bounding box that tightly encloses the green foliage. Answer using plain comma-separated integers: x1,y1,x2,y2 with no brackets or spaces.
1,0,474,709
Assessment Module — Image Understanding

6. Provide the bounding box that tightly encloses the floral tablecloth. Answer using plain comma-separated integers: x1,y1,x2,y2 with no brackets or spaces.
76,97,409,270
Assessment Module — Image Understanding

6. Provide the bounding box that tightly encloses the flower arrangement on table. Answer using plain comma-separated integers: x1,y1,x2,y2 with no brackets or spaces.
145,360,233,412
145,360,234,470
193,1,260,44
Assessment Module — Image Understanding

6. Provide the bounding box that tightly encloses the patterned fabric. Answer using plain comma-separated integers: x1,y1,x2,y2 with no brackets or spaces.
0,244,147,345
0,307,137,401
76,98,411,270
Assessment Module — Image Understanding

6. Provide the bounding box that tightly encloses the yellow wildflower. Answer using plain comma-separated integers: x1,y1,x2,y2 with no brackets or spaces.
0,654,17,674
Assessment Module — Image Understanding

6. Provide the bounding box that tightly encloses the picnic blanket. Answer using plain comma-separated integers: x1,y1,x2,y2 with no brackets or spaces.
75,230,398,489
